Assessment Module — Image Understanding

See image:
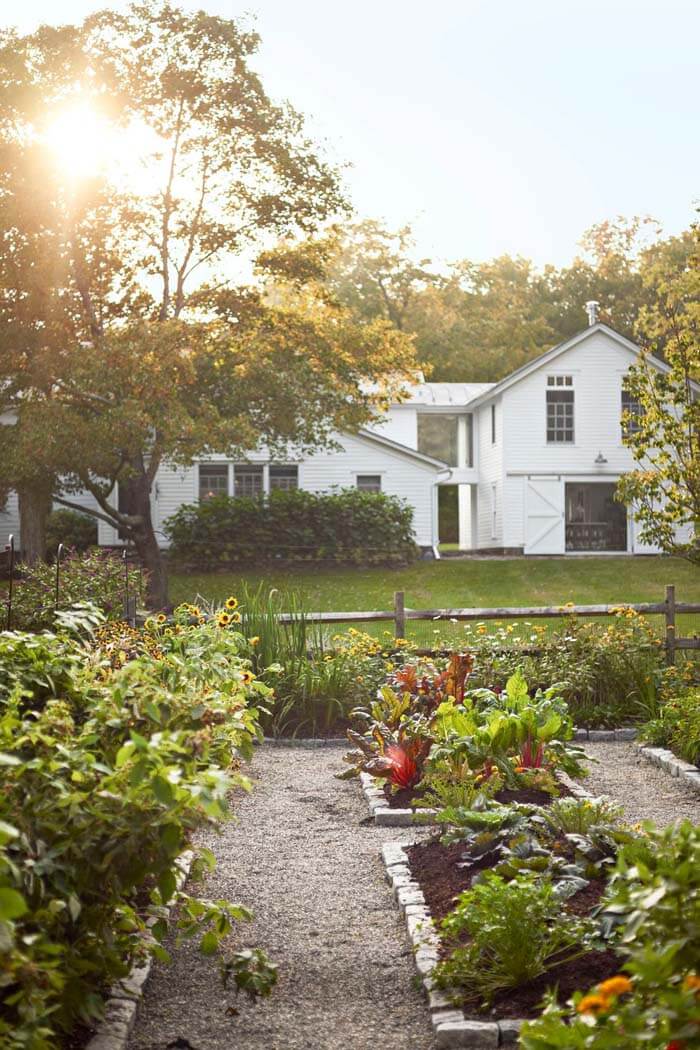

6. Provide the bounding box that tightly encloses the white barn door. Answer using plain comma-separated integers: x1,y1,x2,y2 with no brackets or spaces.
524,477,564,554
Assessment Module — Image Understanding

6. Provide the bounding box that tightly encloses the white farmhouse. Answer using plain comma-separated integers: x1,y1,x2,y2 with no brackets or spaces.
0,318,687,557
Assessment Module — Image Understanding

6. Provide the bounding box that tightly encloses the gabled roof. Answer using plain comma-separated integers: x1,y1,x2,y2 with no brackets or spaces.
465,323,676,409
354,427,448,470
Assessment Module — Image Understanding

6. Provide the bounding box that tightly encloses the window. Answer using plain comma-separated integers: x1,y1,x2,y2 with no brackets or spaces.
199,464,229,501
546,388,575,443
356,475,382,493
234,465,264,498
547,375,573,386
621,384,643,436
416,413,460,466
491,404,496,444
269,465,299,491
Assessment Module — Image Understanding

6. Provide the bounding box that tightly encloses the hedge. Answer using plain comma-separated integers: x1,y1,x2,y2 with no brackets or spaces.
163,488,419,569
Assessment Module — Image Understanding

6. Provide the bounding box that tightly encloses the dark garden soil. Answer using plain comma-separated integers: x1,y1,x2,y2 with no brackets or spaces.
383,780,573,810
405,836,621,1019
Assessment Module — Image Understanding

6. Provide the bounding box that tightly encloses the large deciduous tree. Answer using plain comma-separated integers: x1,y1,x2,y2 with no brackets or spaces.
0,4,417,602
617,225,700,564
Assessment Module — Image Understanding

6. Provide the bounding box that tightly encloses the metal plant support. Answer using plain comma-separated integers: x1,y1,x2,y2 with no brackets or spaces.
55,543,65,611
5,534,14,631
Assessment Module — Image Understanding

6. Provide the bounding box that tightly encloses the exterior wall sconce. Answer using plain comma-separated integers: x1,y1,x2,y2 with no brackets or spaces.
594,451,608,465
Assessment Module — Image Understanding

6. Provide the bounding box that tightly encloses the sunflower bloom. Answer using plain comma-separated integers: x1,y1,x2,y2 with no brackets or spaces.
230,611,242,623
225,596,239,610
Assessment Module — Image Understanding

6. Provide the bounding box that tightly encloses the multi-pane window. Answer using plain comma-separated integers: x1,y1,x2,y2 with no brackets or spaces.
546,375,573,387
546,377,575,443
269,465,299,491
621,385,643,436
234,465,264,498
199,464,229,501
356,474,382,493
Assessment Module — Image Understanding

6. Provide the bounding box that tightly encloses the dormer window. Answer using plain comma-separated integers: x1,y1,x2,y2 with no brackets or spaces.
546,376,574,443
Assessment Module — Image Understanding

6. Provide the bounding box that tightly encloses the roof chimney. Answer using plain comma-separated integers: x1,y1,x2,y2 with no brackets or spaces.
585,300,599,326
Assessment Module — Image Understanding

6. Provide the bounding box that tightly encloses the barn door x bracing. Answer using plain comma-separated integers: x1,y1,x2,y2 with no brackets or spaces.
524,477,564,555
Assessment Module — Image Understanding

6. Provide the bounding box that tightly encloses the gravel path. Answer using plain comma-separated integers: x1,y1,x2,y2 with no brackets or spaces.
128,743,439,1050
576,741,700,825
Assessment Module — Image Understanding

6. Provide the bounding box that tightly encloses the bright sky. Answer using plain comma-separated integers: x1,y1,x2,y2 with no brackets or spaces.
6,0,700,267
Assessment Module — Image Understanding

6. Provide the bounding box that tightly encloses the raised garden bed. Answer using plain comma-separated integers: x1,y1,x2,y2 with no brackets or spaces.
380,777,622,1048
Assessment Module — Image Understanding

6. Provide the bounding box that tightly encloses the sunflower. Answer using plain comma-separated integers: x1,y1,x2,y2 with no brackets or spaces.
157,613,167,624
240,670,255,685
249,636,260,646
230,611,242,624
225,596,239,610
217,612,231,627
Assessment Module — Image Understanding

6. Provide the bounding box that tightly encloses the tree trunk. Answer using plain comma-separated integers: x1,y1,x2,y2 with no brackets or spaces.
122,473,169,609
18,478,54,565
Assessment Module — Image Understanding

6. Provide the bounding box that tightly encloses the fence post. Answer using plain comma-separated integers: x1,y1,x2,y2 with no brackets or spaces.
394,590,406,641
665,584,676,666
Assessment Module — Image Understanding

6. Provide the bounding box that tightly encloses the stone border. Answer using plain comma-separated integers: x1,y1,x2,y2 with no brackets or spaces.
84,850,194,1050
573,727,637,742
262,736,346,748
360,771,438,826
381,774,596,1047
636,744,700,794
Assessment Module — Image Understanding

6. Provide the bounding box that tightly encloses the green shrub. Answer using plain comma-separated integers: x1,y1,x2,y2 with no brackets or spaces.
163,487,419,568
7,549,142,632
45,509,98,554
435,872,595,1006
0,618,275,1047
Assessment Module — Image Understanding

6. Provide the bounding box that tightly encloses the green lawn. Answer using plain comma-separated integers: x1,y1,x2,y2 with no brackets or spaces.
170,556,700,645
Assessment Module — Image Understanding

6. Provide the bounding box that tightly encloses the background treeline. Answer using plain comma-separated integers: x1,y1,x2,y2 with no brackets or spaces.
317,215,695,381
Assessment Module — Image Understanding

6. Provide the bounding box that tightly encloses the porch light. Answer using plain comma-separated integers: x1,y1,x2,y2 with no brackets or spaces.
594,451,608,465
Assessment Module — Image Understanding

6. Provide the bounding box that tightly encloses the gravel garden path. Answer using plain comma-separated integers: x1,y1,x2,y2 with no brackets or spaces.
128,743,439,1050
575,740,700,825
128,740,699,1050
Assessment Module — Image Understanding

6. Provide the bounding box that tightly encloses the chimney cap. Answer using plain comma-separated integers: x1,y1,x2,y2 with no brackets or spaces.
585,300,600,326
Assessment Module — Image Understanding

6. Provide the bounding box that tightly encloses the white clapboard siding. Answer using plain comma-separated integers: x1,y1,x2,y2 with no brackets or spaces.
475,399,503,548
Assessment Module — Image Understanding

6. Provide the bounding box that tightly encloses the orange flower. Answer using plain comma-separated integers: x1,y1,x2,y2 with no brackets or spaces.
682,974,700,993
514,765,526,773
598,976,632,998
576,994,611,1015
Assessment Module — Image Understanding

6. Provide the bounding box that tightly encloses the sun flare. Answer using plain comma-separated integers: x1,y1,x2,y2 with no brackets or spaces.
42,101,163,190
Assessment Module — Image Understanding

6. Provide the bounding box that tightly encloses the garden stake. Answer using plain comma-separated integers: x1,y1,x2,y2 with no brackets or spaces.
5,533,14,631
55,543,65,611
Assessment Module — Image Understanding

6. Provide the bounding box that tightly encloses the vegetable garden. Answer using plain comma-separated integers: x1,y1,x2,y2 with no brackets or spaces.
0,550,698,1049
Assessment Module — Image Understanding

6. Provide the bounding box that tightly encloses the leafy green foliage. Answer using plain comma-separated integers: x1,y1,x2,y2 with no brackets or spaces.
45,510,98,554
0,617,274,1046
520,820,700,1048
164,488,419,569
640,685,700,766
435,872,595,1006
7,549,142,632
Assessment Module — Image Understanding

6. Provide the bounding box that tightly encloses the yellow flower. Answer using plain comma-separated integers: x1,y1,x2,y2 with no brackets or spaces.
249,636,260,646
217,612,231,626
597,976,632,998
225,596,239,610
230,611,242,624
576,994,611,1015
157,613,167,624
190,606,201,617
240,670,255,685
198,616,206,625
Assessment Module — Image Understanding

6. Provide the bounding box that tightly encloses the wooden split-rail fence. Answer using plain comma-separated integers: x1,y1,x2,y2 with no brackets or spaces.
278,585,700,665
